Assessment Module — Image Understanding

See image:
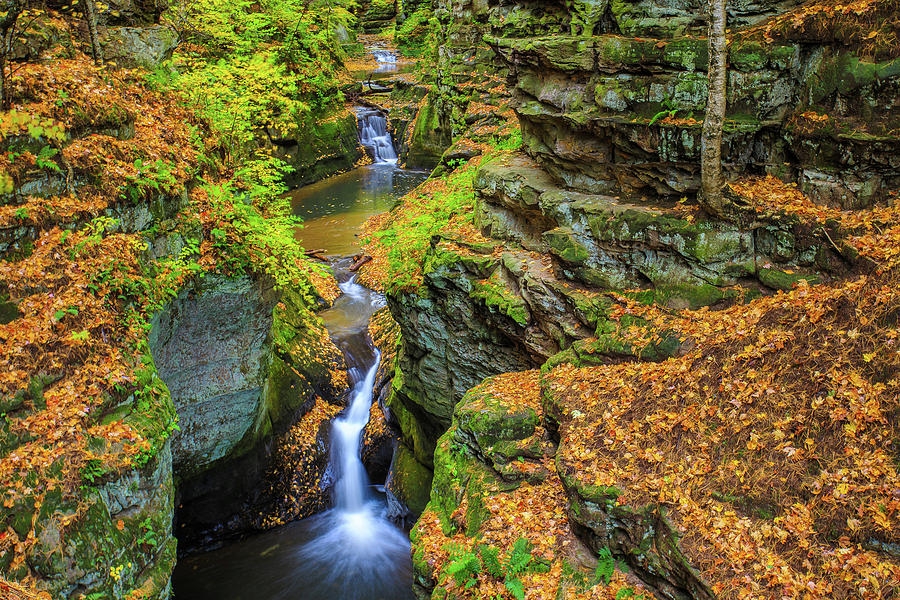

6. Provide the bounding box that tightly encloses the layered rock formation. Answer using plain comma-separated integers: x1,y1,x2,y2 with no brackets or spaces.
368,1,900,595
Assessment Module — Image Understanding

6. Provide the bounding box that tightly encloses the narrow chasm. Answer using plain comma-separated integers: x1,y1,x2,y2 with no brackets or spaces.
4,1,900,599
170,61,429,598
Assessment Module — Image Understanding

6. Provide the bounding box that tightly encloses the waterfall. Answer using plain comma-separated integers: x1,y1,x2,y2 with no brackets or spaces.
289,272,411,597
372,49,399,73
331,278,382,513
358,109,399,165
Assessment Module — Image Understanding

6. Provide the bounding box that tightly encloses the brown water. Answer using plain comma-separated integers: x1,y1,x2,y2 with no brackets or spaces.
290,164,428,256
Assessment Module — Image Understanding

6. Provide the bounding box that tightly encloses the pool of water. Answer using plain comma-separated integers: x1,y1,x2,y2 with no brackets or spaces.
290,164,428,256
172,498,414,600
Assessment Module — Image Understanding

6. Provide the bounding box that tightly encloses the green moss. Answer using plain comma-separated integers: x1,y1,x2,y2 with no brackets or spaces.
406,92,452,168
388,442,434,516
469,276,529,326
288,109,362,185
544,227,590,265
122,347,177,469
455,383,539,451
807,53,900,105
654,283,728,310
758,268,821,291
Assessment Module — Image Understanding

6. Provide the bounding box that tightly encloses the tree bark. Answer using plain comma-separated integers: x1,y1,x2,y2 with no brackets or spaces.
84,0,103,66
700,0,728,217
0,0,23,108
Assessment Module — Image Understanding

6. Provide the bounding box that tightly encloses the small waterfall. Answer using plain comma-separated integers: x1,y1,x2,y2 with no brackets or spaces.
372,49,399,73
358,109,399,165
331,278,381,512
290,272,411,598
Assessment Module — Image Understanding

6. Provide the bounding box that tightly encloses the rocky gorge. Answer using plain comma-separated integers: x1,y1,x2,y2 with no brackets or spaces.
1,0,899,598
358,0,900,598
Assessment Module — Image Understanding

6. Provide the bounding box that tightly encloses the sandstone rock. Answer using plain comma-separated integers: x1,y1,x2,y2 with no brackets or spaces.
100,25,177,69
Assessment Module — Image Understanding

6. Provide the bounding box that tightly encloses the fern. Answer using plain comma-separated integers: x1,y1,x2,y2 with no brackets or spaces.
595,547,615,584
479,544,503,579
445,552,481,586
506,537,533,577
505,577,525,600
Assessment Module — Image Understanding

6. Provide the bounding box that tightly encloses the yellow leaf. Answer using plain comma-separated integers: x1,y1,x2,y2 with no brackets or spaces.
863,352,875,362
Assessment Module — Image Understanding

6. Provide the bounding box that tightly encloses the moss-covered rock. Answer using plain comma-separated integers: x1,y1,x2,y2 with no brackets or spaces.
274,107,363,187
386,442,434,519
406,92,454,169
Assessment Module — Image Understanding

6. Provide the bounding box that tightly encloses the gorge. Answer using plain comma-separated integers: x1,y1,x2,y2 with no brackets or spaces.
1,1,899,600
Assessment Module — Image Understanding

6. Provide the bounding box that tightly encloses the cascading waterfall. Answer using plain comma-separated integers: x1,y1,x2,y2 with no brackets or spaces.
172,269,414,600
331,278,381,514
289,271,412,599
358,109,399,165
372,49,399,73
171,40,423,600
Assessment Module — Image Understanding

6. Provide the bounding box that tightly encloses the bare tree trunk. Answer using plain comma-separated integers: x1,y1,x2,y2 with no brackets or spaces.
700,0,728,217
0,0,23,108
84,0,103,66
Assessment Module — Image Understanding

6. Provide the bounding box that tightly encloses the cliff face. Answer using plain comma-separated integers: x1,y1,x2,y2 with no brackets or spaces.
384,0,898,489
370,0,900,597
417,0,898,203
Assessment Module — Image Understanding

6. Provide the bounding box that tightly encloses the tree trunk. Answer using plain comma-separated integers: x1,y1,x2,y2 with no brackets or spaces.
84,0,103,66
700,0,728,217
0,1,23,109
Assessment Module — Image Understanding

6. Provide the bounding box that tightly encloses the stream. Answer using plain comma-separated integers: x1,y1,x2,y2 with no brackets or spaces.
172,58,428,599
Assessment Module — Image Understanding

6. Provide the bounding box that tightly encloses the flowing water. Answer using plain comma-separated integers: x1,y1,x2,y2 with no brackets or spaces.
172,100,427,600
290,109,426,256
358,108,399,165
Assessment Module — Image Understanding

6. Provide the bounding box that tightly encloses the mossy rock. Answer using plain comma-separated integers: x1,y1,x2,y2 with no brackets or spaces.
758,268,821,291
388,442,434,517
544,227,590,265
455,380,539,452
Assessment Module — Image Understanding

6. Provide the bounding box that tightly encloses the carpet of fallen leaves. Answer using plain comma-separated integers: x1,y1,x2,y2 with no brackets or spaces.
0,58,202,230
414,371,653,600
0,41,341,590
0,577,50,600
548,263,900,598
732,176,900,268
256,397,342,529
746,0,900,59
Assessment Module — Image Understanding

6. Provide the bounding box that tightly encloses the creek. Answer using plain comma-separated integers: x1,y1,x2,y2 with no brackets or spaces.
172,80,428,599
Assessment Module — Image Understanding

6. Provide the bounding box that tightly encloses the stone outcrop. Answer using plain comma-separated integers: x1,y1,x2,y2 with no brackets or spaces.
493,33,900,208
386,149,846,484
100,25,178,69
150,274,280,480
150,278,347,548
378,2,900,595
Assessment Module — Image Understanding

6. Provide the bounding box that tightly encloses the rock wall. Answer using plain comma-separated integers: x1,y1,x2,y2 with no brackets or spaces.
150,278,347,548
150,274,279,480
495,33,900,208
379,0,896,534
